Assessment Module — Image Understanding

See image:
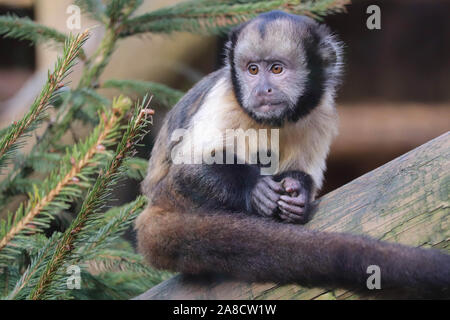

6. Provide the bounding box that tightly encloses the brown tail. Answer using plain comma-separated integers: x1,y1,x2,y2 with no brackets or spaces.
136,207,450,298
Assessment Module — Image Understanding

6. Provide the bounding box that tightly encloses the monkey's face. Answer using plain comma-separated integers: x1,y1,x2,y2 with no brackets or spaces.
233,54,308,126
228,11,340,126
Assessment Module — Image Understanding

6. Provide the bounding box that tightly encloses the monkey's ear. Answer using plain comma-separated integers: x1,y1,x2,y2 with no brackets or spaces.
225,22,249,62
317,25,344,85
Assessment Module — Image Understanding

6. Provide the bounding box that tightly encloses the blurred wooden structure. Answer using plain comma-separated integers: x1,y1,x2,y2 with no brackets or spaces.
135,132,450,300
0,0,32,7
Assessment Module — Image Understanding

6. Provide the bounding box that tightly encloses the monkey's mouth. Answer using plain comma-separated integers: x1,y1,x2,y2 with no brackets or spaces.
256,102,285,113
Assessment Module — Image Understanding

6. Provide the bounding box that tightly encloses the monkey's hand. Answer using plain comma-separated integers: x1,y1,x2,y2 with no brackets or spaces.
250,176,284,218
277,176,311,224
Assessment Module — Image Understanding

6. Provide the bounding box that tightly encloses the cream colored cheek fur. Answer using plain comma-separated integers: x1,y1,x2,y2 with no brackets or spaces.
176,76,338,193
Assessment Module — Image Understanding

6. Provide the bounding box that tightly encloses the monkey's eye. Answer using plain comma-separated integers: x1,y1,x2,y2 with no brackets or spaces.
271,64,283,74
248,64,259,75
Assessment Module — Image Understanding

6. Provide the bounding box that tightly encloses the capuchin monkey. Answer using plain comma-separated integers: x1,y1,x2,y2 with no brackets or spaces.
136,11,450,298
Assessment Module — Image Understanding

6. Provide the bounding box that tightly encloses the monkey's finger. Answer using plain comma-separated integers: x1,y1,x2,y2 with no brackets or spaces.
280,208,302,220
253,189,278,213
262,177,284,194
256,185,280,203
277,200,305,215
252,190,276,215
279,209,303,222
253,183,279,202
279,194,306,207
254,199,275,217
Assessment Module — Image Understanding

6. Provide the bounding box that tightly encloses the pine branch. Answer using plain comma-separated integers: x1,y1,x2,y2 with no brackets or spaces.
123,157,148,180
38,22,121,152
119,0,349,37
0,15,65,47
27,153,63,173
0,266,21,297
74,196,147,260
74,0,107,23
89,249,147,273
0,99,131,263
0,31,89,175
0,24,119,208
73,267,168,299
28,97,153,300
88,248,172,282
72,88,112,124
6,232,61,300
76,88,111,107
106,0,143,22
103,79,184,107
0,152,64,210
1,3,137,189
0,15,86,59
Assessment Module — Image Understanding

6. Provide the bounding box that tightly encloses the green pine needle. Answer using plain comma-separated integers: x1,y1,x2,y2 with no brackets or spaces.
28,96,152,300
120,0,349,36
103,79,184,107
106,0,143,22
6,232,61,300
75,196,147,260
74,0,107,23
0,15,65,47
123,157,148,180
0,15,86,59
0,103,129,264
0,31,89,175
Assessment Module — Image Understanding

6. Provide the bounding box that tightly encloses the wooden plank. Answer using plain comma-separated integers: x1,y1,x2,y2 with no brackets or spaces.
135,132,450,300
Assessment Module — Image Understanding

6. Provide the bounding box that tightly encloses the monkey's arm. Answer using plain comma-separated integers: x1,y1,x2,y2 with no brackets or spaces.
170,163,260,212
168,162,314,221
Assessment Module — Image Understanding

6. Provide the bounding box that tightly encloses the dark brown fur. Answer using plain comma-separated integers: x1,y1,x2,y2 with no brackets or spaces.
136,203,450,298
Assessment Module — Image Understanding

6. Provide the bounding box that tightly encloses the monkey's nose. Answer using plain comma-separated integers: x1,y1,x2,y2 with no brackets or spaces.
256,85,273,96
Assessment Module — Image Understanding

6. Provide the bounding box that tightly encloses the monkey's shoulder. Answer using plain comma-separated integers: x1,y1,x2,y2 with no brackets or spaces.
165,68,228,133
142,69,230,194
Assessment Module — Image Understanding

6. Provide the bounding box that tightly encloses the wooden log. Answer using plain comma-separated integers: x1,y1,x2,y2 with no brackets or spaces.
135,132,450,300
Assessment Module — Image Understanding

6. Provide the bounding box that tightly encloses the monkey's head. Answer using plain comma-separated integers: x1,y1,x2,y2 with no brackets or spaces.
227,11,342,126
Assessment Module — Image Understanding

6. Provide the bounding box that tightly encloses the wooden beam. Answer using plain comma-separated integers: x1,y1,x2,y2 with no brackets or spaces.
135,132,450,300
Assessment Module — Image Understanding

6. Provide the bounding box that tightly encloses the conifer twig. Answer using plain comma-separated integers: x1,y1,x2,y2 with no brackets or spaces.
120,0,350,36
75,195,147,259
88,248,171,281
0,15,86,59
0,31,89,174
75,0,107,23
0,98,130,257
29,97,153,300
103,79,184,107
6,233,60,300
39,23,121,153
106,0,143,22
